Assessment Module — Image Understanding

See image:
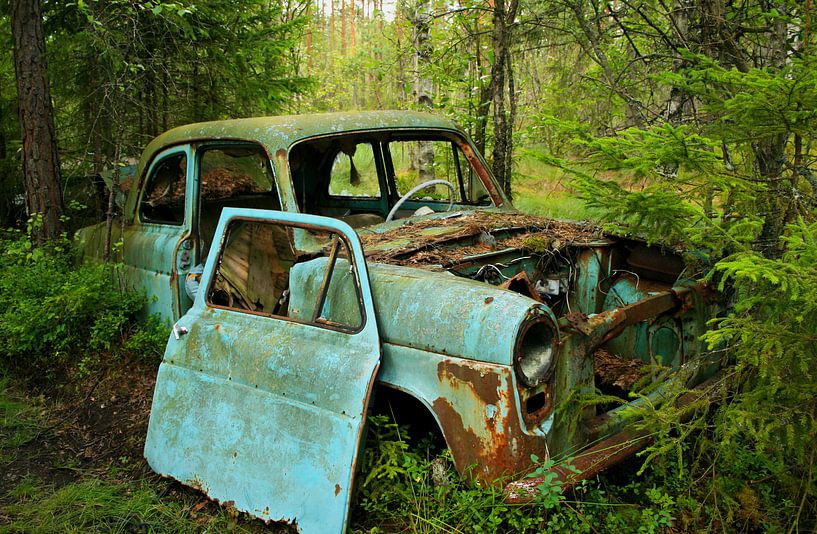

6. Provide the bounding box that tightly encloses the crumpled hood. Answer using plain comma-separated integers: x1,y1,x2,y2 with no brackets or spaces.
357,209,610,269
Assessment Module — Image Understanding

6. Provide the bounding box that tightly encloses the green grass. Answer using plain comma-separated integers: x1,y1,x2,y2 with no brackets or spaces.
0,477,251,534
511,150,599,221
0,379,275,534
0,377,43,458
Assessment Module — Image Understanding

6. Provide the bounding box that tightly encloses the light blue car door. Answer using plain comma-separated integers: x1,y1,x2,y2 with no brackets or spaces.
122,145,195,321
144,208,381,533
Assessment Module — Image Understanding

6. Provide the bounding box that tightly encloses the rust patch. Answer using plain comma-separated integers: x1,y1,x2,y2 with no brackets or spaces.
431,396,484,466
564,311,593,336
504,427,650,503
506,373,726,502
437,359,502,404
334,483,341,496
484,296,494,304
433,359,544,481
459,142,504,206
499,272,542,302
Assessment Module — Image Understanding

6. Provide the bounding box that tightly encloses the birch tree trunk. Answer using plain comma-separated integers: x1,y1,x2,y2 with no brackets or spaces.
490,0,518,200
413,0,434,182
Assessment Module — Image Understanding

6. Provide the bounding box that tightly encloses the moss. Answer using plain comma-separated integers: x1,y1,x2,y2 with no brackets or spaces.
522,235,553,253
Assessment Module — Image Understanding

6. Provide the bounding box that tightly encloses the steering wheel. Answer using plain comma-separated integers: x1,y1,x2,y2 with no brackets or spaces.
385,179,456,222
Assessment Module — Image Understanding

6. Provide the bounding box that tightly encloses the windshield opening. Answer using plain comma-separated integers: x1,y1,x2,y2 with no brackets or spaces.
287,130,505,227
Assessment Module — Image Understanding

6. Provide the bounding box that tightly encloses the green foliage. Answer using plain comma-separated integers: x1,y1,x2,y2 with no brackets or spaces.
121,314,168,361
0,225,156,373
525,1,816,526
693,220,817,526
354,415,556,533
0,477,250,534
353,414,696,533
536,41,817,534
526,454,577,508
42,0,312,190
0,376,43,457
665,55,817,142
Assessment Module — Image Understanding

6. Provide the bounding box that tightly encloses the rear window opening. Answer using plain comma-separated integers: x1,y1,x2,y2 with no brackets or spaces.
195,144,281,261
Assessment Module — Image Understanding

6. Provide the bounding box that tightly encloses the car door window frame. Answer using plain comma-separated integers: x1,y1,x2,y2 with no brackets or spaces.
138,145,193,226
192,141,281,263
203,215,368,334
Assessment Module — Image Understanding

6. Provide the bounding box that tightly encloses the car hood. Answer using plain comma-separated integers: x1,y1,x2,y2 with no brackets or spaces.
356,209,612,269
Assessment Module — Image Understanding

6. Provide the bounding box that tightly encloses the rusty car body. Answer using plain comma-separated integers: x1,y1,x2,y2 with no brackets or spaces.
77,111,720,532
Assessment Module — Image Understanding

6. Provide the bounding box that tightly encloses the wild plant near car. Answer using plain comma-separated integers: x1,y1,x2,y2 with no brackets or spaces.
0,219,164,375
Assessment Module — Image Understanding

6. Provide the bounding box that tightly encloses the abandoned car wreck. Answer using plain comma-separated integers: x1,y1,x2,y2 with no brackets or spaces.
77,111,720,532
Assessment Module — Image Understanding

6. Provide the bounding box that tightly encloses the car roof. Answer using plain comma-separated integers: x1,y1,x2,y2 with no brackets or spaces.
139,110,460,170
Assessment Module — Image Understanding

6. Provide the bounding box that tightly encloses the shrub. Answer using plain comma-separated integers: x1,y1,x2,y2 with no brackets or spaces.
0,225,154,373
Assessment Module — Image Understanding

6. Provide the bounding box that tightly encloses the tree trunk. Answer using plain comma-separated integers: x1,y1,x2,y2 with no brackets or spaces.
330,0,335,51
490,0,518,200
470,11,491,154
341,0,347,55
10,0,63,243
0,107,6,160
752,3,791,258
413,0,434,182
306,26,313,73
350,0,356,51
103,122,125,262
505,52,516,193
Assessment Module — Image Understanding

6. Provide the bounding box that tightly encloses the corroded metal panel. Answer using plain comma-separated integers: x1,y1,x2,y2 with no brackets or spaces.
289,258,559,366
376,343,546,480
144,209,381,533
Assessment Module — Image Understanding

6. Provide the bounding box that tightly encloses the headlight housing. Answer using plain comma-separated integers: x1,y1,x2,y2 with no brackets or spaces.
514,317,559,387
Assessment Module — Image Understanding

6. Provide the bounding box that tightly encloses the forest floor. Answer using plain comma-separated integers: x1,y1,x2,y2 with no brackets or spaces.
0,359,290,533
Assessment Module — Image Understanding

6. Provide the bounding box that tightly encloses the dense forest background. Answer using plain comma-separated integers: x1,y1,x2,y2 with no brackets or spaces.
0,0,815,532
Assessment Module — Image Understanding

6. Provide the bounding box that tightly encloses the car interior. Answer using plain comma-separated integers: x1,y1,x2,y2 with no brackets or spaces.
288,131,495,225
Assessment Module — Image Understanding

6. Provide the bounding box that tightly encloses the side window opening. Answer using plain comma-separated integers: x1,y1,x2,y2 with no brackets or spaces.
207,219,363,332
197,145,280,261
140,153,187,224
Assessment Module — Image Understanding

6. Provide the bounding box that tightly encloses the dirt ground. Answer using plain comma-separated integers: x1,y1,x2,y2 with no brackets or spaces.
0,361,156,499
0,360,292,532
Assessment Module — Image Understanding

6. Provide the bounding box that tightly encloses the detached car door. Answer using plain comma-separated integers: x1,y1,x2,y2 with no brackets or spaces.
145,208,381,533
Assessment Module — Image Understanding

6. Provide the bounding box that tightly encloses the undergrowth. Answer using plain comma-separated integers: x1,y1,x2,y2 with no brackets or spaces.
352,415,685,533
0,219,165,377
0,475,263,533
0,377,43,461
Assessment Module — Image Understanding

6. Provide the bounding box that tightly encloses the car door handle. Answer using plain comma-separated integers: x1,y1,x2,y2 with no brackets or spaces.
172,323,189,340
